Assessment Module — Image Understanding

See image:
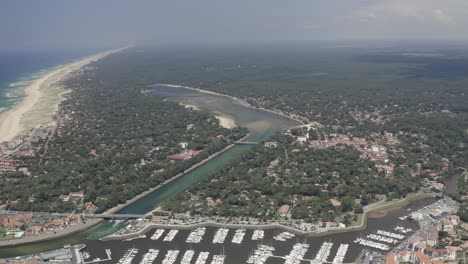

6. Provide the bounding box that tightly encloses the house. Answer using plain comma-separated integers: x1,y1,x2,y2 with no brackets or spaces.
385,252,397,264
167,149,203,161
425,247,456,262
66,214,82,225
412,251,432,264
264,142,278,148
449,215,460,225
296,136,308,144
329,198,342,207
69,191,84,200
59,194,70,202
84,202,97,214
14,214,33,223
45,219,66,231
0,165,16,172
1,218,23,232
278,205,290,217
26,225,43,236
179,142,188,149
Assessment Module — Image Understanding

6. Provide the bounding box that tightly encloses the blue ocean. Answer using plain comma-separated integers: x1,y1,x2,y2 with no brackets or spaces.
0,49,99,112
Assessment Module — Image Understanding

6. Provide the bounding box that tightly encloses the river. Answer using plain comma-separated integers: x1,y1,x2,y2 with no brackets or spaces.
0,85,437,263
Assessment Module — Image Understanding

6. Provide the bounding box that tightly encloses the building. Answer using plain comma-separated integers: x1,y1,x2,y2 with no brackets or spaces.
25,226,43,236
278,205,290,217
1,218,23,232
329,198,342,207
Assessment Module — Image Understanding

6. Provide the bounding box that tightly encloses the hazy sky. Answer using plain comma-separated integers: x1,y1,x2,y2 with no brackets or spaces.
1,0,468,50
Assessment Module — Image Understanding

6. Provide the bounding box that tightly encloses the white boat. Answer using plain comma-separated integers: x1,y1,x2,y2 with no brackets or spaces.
251,229,264,240
195,251,210,264
213,228,229,244
332,244,348,264
117,247,139,264
313,242,333,263
162,250,179,264
273,231,295,241
376,230,405,240
139,249,159,264
181,250,195,264
246,245,275,264
150,229,165,240
187,227,206,243
284,243,309,264
353,238,389,251
211,255,226,264
231,229,246,244
163,229,179,242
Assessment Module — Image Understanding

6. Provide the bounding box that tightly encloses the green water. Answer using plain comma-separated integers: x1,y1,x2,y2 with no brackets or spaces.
0,86,299,257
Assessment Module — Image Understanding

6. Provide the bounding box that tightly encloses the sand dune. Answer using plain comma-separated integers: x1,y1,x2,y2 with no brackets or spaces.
0,49,121,143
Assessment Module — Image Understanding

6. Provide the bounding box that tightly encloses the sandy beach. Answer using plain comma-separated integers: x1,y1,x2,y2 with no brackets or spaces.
214,112,237,129
0,49,121,143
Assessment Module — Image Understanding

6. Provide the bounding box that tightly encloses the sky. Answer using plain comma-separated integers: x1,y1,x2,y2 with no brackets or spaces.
1,0,468,51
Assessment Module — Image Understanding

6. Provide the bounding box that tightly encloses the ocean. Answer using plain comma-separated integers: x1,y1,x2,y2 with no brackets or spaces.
0,49,99,113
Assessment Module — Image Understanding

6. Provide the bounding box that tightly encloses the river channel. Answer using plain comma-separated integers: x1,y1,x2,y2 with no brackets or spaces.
0,85,436,263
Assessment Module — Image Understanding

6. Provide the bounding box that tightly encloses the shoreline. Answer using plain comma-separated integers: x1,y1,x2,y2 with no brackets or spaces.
156,84,305,125
102,192,435,241
0,48,124,143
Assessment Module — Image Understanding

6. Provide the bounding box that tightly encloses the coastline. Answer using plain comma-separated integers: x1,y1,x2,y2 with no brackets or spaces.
0,48,124,143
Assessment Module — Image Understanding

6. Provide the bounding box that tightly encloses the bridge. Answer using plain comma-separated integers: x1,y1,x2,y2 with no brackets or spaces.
89,214,147,220
234,141,260,145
